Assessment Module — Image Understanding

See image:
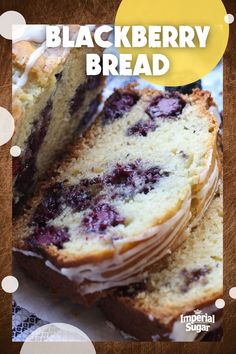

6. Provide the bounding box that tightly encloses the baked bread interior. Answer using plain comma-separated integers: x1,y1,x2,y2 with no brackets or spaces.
13,85,220,303
12,25,104,207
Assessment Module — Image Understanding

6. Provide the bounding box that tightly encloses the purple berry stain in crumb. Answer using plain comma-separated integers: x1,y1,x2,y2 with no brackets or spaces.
127,92,185,138
82,203,125,233
103,90,139,124
117,282,147,297
146,92,186,120
77,94,100,130
30,182,64,227
127,119,157,137
86,75,102,90
30,160,168,234
14,100,53,198
12,156,22,178
141,166,169,194
64,183,92,212
28,100,53,152
30,176,104,227
55,71,63,82
180,266,211,292
105,161,140,186
69,83,86,116
26,226,69,249
69,75,101,116
105,160,169,198
31,181,92,226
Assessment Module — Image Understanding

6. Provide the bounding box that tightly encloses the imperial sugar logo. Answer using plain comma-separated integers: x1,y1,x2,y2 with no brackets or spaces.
180,309,215,333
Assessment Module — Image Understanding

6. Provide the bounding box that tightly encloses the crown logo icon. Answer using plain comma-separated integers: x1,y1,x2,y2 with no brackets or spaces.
194,309,202,315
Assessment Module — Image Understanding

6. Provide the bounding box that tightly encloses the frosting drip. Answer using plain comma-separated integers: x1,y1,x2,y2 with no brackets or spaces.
13,41,47,95
13,25,47,44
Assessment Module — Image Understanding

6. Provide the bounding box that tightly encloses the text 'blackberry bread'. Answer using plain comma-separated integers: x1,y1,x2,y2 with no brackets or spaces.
12,25,104,207
13,85,220,305
100,189,223,341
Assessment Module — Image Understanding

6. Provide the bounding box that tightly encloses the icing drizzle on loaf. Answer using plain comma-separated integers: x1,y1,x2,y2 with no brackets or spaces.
13,41,47,95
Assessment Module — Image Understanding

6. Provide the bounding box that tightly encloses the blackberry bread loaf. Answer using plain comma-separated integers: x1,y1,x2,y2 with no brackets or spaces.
13,85,220,305
100,189,223,341
12,25,104,207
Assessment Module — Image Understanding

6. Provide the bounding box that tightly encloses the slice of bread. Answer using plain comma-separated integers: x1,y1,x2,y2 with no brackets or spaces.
12,25,104,207
100,189,223,341
13,85,220,302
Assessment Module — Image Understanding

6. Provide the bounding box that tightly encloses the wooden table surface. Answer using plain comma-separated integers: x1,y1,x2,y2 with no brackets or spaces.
0,0,235,353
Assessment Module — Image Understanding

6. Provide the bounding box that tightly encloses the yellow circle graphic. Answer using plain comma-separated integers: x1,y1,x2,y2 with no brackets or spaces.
115,0,229,86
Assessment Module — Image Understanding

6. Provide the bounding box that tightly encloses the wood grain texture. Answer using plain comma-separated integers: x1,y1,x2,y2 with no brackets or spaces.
0,0,235,353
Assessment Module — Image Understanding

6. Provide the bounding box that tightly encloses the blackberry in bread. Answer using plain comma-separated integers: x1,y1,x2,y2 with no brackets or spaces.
13,85,220,304
12,25,104,207
100,189,223,341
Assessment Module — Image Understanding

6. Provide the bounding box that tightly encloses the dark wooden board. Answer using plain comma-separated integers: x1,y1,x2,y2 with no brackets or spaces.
0,0,235,353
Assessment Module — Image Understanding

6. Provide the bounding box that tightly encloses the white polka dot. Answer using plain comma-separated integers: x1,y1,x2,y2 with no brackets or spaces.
0,11,26,40
215,298,225,309
0,107,15,146
1,276,19,293
224,14,234,24
229,287,236,299
10,145,21,157
20,323,96,354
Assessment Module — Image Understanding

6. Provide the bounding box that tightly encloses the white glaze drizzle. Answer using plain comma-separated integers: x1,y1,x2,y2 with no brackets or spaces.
198,149,213,184
191,160,219,228
12,25,80,95
195,160,218,200
13,247,43,259
12,41,47,95
13,25,47,44
209,106,222,126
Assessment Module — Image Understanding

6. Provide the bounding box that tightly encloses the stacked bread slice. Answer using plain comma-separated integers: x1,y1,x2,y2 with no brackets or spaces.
13,84,220,307
12,25,104,208
100,188,223,341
